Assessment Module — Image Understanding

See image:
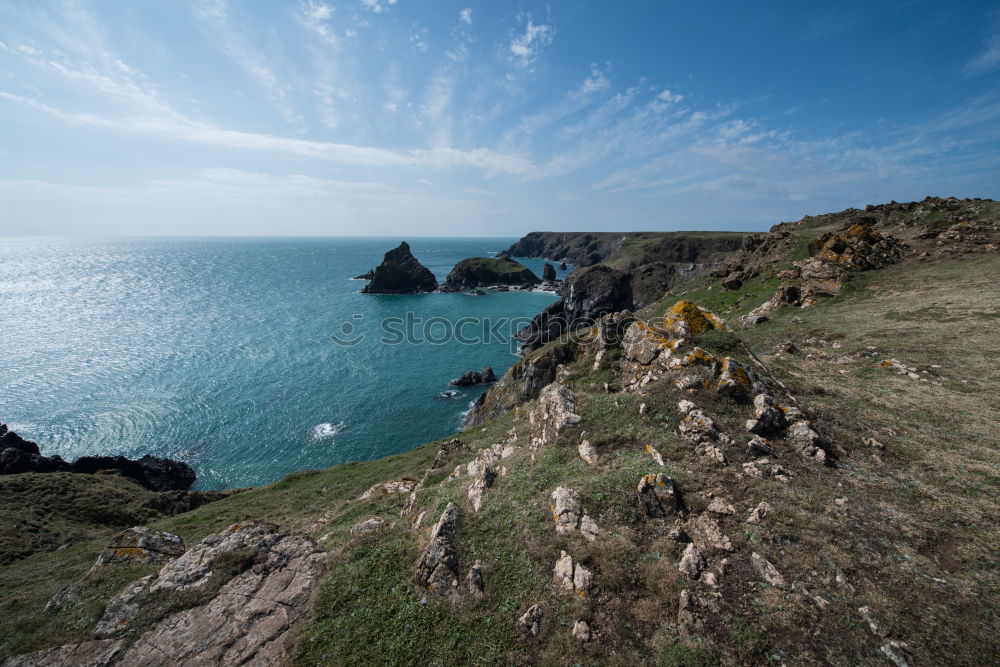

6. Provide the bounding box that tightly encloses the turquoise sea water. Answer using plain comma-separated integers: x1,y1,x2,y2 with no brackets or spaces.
0,238,564,489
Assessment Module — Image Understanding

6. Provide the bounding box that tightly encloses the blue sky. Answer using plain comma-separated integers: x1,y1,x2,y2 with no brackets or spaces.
1,1,998,236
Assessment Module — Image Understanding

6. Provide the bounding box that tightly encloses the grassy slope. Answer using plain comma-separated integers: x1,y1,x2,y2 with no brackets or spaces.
1,218,997,665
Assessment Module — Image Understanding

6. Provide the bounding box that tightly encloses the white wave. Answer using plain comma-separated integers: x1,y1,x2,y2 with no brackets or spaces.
312,421,345,440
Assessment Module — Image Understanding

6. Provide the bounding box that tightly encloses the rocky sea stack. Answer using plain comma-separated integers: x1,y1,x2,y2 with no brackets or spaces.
361,242,437,294
441,257,540,292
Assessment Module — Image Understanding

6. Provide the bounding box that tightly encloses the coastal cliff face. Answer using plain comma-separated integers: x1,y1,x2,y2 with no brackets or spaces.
361,241,438,294
441,257,540,291
2,198,998,666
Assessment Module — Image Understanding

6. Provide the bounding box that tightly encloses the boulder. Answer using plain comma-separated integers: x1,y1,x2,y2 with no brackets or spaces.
361,242,438,294
552,550,595,596
529,384,581,450
637,473,681,518
750,552,785,586
466,560,485,596
441,257,539,292
518,604,544,636
679,543,705,579
691,515,733,552
572,620,592,642
93,526,186,570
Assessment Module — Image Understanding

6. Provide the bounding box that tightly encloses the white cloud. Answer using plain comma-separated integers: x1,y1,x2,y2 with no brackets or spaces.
0,91,537,175
509,16,554,68
657,88,683,104
410,25,429,52
459,8,472,25
360,0,397,14
580,63,610,94
297,1,338,43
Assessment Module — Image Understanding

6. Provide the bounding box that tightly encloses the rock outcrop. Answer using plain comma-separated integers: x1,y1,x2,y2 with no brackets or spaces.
542,262,557,282
13,522,326,666
516,265,634,355
361,242,438,294
0,422,196,491
450,367,497,386
414,502,462,596
441,257,540,291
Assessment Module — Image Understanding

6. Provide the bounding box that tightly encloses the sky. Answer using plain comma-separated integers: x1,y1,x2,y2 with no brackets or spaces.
1,1,998,236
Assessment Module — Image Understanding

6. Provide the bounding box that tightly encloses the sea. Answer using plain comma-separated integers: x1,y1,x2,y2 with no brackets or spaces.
0,238,565,489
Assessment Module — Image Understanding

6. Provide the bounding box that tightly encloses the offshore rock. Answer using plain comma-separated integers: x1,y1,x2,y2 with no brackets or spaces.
442,256,540,292
361,241,437,294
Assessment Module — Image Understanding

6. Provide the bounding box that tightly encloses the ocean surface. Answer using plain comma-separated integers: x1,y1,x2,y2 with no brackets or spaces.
0,238,566,489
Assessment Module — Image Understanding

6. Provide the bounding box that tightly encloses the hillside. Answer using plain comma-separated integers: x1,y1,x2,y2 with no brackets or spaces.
1,197,998,666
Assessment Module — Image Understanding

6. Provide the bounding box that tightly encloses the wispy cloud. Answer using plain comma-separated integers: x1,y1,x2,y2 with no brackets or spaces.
509,14,554,68
360,0,397,14
458,8,472,25
580,63,611,94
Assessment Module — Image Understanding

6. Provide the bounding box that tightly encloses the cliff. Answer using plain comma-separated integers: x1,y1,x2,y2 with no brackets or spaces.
2,198,998,666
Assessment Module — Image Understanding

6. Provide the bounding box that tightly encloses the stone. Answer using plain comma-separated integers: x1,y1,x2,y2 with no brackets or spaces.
350,517,385,536
645,443,665,467
880,641,912,667
361,241,438,294
677,589,704,637
572,620,592,642
518,604,544,636
553,551,575,591
745,502,771,525
432,438,466,469
94,521,326,665
467,560,484,596
786,421,827,462
744,394,787,436
542,262,557,282
750,552,786,586
722,272,743,290
93,526,186,570
359,478,419,500
468,463,497,513
707,497,736,515
579,515,603,542
636,473,681,518
748,436,774,456
550,487,583,535
692,515,733,552
553,551,594,596
858,605,888,637
415,503,462,595
679,543,705,579
578,440,598,465
716,357,756,402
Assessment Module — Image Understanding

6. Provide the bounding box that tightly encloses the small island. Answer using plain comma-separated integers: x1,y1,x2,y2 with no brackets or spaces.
441,256,540,292
361,242,438,294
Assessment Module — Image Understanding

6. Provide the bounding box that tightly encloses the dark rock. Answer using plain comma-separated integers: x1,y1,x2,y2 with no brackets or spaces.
450,366,497,386
559,262,568,271
542,263,557,281
69,455,196,491
442,257,539,292
471,289,487,296
436,390,459,400
721,272,743,290
516,265,633,355
361,242,437,294
353,269,374,280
